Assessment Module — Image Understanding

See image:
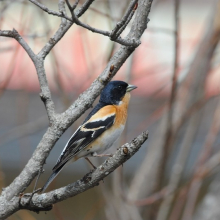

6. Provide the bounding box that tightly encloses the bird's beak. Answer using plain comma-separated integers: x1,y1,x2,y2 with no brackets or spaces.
126,84,137,92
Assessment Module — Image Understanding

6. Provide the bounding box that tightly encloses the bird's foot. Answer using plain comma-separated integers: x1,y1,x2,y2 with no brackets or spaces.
27,188,42,206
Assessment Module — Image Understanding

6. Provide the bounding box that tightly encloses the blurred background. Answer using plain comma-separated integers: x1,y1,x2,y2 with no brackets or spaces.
0,0,220,219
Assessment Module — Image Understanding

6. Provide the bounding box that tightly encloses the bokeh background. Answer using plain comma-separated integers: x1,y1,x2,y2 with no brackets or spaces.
1,0,220,219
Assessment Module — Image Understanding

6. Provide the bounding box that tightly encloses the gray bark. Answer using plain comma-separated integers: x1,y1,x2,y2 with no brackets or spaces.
0,0,153,218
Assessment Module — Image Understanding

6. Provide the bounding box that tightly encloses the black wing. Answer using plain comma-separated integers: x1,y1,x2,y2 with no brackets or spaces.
53,113,115,171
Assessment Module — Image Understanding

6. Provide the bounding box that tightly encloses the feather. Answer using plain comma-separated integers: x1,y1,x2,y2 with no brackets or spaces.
41,162,67,193
52,107,116,171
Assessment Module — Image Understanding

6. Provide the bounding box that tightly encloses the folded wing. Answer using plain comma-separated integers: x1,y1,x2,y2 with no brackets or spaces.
53,105,116,171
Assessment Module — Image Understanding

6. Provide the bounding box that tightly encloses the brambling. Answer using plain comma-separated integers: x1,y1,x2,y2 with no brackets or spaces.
41,80,137,192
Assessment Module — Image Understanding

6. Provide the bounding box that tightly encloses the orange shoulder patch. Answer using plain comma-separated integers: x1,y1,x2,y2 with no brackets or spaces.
88,105,116,122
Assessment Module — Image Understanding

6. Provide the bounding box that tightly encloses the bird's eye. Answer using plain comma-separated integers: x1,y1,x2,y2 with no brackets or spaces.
118,86,122,90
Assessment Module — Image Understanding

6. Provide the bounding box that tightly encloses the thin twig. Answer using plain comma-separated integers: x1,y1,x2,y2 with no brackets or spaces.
58,0,68,26
66,0,140,47
37,0,95,59
72,0,80,10
28,0,72,22
77,0,95,17
110,0,138,39
114,8,136,39
0,29,56,123
30,0,140,47
0,29,36,62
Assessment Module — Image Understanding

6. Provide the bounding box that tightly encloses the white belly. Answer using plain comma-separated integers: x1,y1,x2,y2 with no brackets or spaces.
92,125,124,154
76,125,125,159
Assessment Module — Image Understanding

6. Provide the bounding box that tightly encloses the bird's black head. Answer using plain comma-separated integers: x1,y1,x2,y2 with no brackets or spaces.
99,81,137,105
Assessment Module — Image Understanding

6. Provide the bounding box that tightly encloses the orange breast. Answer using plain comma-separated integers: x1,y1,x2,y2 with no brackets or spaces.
114,93,131,127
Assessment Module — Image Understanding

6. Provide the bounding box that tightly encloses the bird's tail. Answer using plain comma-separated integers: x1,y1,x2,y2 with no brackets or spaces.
41,162,66,193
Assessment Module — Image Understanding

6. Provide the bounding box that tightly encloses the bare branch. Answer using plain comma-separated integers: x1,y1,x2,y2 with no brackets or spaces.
34,0,143,59
110,0,138,40
72,0,80,11
0,29,36,62
77,0,95,17
114,9,136,40
65,0,80,12
58,0,68,25
65,0,140,47
28,0,72,21
0,64,115,202
69,16,141,47
38,0,95,59
0,29,56,123
0,0,153,218
0,131,148,218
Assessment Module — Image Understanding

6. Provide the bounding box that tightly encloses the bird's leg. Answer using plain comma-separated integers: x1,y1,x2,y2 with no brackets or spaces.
85,157,97,169
34,168,44,191
92,152,113,157
27,167,44,204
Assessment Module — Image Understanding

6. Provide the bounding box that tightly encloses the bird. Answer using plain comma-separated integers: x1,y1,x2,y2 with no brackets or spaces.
41,80,137,192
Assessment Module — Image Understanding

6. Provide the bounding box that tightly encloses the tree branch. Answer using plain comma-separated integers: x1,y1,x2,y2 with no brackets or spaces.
37,0,96,59
0,29,56,123
0,0,153,198
65,0,140,47
110,0,138,40
58,0,68,26
0,131,148,218
28,0,72,21
0,0,153,217
77,0,95,17
0,29,36,62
